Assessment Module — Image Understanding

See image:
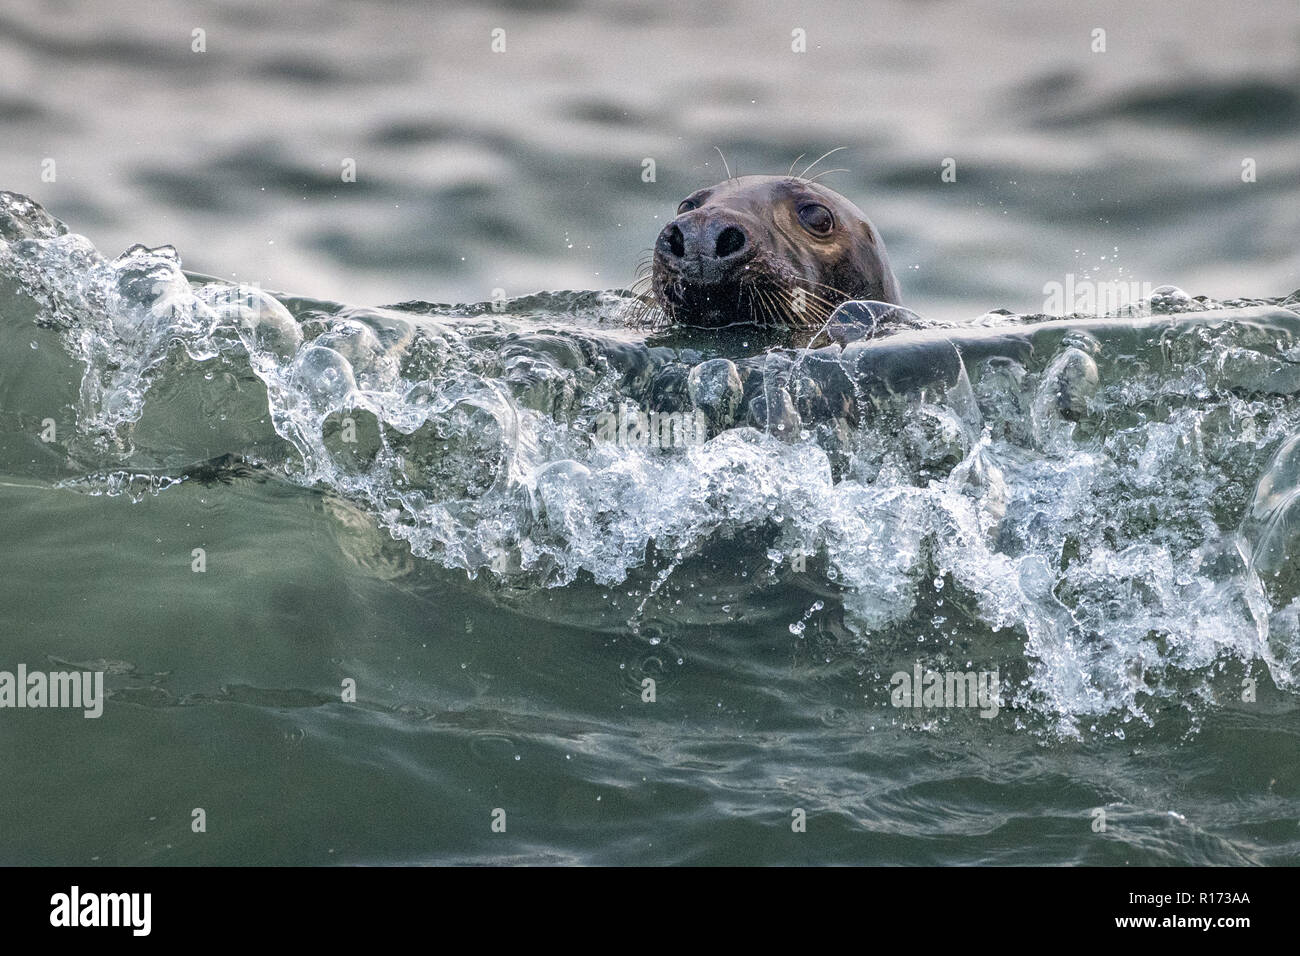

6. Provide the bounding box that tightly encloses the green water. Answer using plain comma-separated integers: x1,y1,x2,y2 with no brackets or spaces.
2,258,1299,864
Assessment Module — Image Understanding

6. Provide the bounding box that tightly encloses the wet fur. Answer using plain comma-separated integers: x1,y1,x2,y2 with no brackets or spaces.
630,175,901,330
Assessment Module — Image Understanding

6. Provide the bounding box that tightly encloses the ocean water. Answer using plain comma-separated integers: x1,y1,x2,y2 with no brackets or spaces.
2,0,1300,866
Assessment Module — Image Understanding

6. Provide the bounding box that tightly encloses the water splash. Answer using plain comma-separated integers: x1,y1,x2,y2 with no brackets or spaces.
4,190,1300,734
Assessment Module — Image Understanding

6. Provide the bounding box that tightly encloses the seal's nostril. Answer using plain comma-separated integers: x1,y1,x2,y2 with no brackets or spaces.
666,224,685,259
715,226,746,259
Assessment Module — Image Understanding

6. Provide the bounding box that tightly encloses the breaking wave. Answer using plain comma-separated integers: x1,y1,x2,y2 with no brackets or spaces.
4,189,1300,737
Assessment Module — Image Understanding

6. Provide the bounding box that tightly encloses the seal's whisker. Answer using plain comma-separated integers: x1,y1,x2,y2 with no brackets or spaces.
773,280,845,343
738,277,764,323
800,146,847,179
782,279,839,306
805,168,849,184
618,290,664,328
741,271,780,326
714,146,733,182
788,153,806,178
628,292,669,328
779,293,802,328
767,277,843,328
772,275,839,306
811,293,851,337
788,275,855,303
741,281,760,323
764,286,785,327
791,292,829,327
751,288,768,326
756,287,781,327
800,290,843,314
772,289,797,327
758,286,783,327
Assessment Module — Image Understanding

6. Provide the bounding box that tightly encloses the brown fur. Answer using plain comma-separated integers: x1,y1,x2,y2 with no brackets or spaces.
648,175,901,328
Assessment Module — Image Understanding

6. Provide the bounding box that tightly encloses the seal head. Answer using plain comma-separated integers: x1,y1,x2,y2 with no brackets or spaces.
651,175,901,328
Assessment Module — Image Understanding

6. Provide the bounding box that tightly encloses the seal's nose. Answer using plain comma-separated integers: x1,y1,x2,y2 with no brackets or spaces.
661,223,687,259
713,226,746,259
657,215,750,265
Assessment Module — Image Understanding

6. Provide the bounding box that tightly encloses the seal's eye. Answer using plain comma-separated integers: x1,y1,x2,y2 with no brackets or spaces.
677,199,698,214
797,203,834,234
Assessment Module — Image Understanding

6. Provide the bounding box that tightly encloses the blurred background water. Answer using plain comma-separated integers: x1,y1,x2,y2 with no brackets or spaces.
2,0,1300,867
2,0,1298,318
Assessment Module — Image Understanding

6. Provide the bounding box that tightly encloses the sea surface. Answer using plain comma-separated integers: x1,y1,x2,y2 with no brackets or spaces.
1,0,1300,865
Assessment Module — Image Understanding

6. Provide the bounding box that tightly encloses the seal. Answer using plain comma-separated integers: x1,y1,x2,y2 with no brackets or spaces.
649,174,901,328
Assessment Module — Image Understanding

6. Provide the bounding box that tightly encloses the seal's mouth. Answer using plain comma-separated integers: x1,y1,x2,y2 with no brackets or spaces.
650,252,849,329
652,271,758,327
